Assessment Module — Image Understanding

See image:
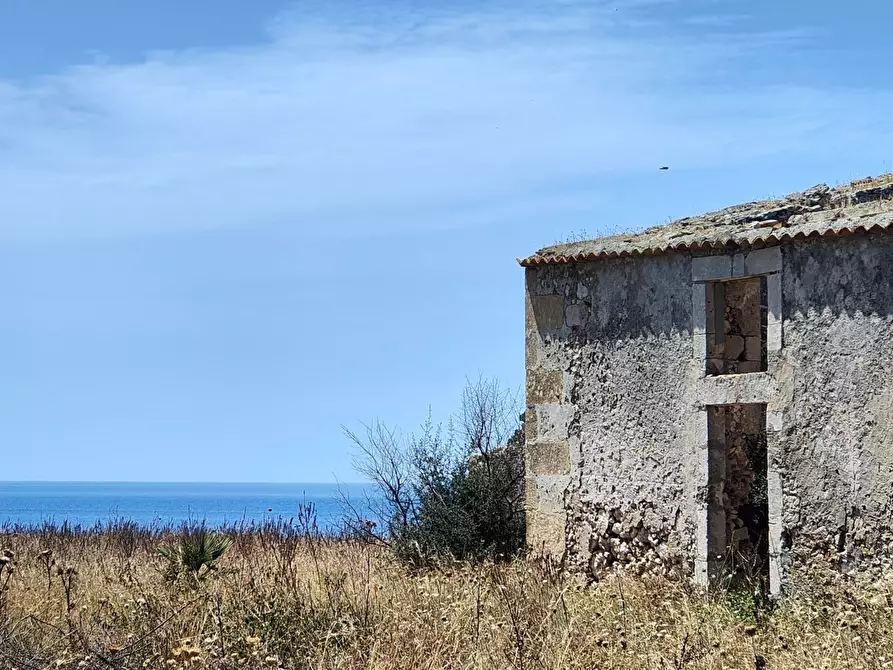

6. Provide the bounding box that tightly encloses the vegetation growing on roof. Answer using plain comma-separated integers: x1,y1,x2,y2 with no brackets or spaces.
522,173,893,266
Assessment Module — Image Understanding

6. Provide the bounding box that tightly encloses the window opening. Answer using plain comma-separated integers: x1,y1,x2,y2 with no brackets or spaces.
706,277,767,375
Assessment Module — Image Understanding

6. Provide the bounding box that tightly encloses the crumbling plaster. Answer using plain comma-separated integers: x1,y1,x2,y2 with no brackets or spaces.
525,253,698,578
776,233,893,577
524,232,893,593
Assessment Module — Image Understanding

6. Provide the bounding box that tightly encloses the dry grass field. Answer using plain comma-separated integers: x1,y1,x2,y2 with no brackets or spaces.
1,522,892,670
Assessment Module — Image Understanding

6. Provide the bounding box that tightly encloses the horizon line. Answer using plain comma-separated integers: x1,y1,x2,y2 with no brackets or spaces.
0,480,372,486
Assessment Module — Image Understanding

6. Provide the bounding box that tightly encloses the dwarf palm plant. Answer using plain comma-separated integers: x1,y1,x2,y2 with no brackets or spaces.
158,526,231,583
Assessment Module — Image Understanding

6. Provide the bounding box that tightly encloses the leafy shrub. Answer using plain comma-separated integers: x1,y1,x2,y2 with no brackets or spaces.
344,376,525,566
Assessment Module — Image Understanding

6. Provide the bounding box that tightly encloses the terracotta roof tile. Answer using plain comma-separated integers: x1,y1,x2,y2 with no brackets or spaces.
519,174,893,267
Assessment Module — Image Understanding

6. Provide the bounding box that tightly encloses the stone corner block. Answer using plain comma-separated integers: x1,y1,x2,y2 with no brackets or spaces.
525,330,539,370
523,477,539,508
535,404,573,441
525,441,571,477
524,408,539,444
529,294,566,333
526,511,566,557
527,368,564,405
692,255,732,282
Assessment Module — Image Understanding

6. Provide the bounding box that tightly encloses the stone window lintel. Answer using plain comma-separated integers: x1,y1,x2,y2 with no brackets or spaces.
691,247,782,283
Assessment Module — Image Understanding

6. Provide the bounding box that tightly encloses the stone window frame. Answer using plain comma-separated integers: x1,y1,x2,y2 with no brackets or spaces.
691,247,783,374
690,247,785,597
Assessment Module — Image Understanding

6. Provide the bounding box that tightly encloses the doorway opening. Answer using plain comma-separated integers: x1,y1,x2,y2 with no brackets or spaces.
706,403,769,589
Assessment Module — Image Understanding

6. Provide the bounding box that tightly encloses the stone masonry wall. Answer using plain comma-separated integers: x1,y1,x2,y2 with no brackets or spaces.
525,254,700,579
778,234,893,580
525,232,893,590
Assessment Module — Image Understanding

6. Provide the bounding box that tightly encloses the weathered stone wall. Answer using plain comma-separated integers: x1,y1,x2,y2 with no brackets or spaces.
778,234,893,580
525,231,893,590
525,254,699,579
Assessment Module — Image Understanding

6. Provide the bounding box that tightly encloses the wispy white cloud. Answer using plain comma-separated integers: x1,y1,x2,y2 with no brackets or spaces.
682,13,751,27
0,0,890,241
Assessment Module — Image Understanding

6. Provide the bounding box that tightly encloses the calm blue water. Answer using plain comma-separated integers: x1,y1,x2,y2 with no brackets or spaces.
0,482,377,531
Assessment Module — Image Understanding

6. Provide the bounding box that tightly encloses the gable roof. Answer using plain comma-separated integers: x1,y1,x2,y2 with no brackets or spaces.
519,174,893,267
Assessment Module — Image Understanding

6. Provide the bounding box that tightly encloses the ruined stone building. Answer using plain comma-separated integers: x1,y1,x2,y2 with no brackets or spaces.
520,175,893,595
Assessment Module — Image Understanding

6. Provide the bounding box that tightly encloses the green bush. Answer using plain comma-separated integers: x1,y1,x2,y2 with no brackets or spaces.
344,377,525,566
157,525,231,583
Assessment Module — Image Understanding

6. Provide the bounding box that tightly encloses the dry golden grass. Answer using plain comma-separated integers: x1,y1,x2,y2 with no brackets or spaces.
1,524,892,670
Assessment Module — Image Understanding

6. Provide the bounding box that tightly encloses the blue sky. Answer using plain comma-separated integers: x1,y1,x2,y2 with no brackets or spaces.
1,0,891,483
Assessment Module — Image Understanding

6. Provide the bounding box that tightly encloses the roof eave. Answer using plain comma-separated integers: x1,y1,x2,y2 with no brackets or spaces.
517,221,893,267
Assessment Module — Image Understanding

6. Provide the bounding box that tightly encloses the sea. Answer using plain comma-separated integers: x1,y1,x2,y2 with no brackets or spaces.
0,481,379,532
